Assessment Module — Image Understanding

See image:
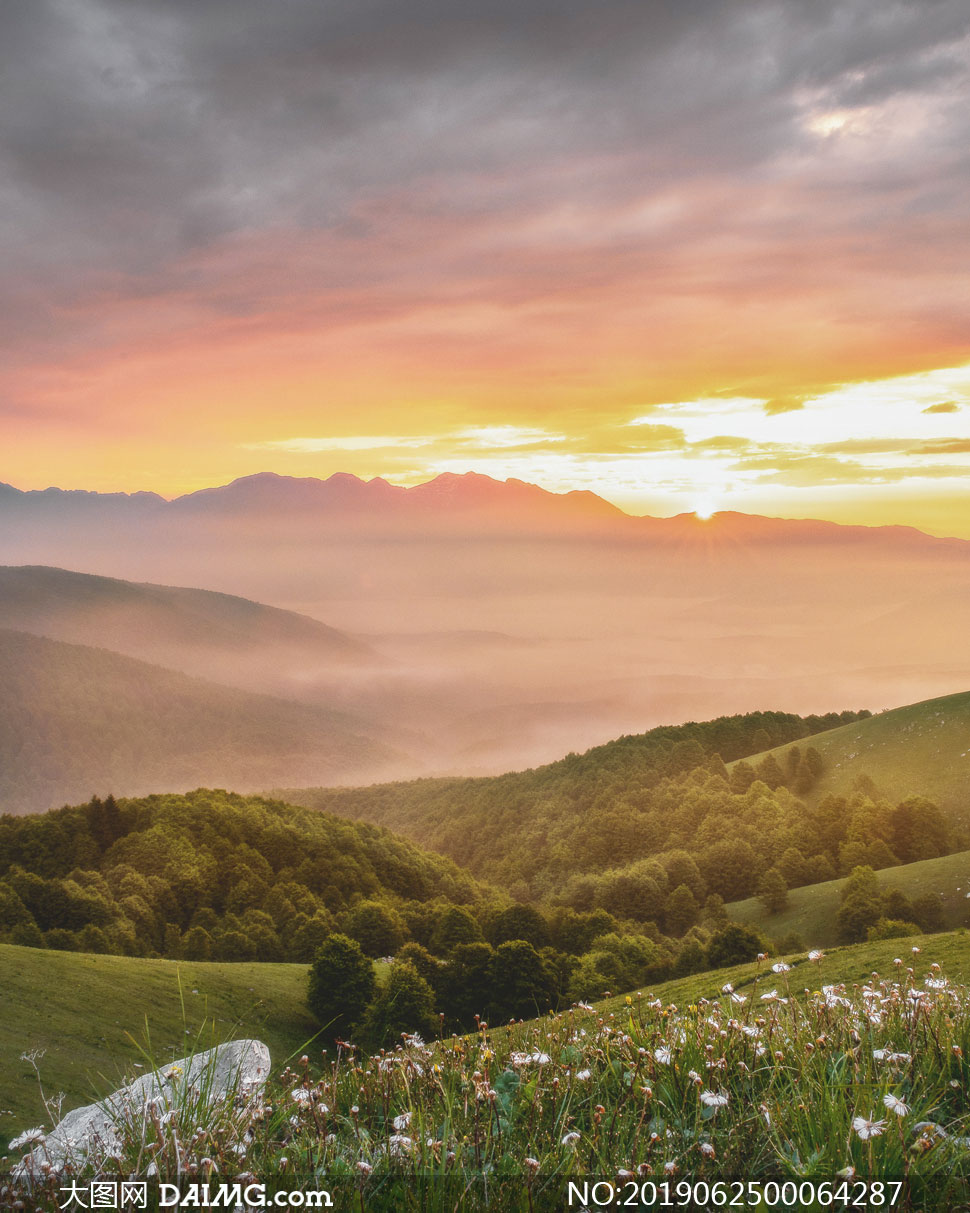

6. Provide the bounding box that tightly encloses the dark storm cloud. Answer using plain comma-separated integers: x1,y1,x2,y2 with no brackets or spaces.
1,0,969,356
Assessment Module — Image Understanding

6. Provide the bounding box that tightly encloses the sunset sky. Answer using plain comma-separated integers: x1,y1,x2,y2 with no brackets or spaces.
2,0,970,533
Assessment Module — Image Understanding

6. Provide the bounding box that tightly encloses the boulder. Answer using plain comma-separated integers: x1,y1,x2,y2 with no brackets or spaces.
13,1038,270,1179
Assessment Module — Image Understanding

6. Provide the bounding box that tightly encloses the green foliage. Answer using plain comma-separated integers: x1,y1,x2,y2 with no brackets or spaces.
488,940,557,1022
866,917,922,941
342,900,406,958
360,960,438,1048
280,709,865,896
705,923,766,968
307,933,376,1038
0,789,493,961
664,884,699,936
430,905,482,954
757,868,788,914
489,903,549,949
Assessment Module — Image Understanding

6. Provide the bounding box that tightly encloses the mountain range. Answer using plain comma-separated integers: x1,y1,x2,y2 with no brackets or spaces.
3,472,970,777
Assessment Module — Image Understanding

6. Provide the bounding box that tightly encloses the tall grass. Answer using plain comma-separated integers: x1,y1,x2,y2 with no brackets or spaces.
5,951,970,1210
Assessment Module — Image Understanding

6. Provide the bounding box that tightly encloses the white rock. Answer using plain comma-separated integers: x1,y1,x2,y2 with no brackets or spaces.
13,1039,270,1179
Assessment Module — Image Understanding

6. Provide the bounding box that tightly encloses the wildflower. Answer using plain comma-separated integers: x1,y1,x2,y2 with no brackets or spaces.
700,1091,729,1109
837,1166,856,1179
8,1128,45,1150
393,1112,411,1132
663,1160,678,1175
721,983,734,994
291,1087,311,1104
771,962,791,973
403,1033,425,1047
654,1047,673,1065
562,1131,581,1147
852,1116,887,1140
699,1142,716,1158
356,1161,373,1175
389,1134,414,1156
576,1069,592,1081
524,1158,540,1172
883,1094,909,1117
808,950,824,962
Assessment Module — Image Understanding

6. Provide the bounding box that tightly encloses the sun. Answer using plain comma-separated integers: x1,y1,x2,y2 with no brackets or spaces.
692,495,718,520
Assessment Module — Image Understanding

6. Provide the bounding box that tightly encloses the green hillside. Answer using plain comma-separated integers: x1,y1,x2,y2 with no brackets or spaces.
0,944,317,1143
0,788,493,962
5,930,970,1156
749,689,970,824
726,847,970,945
277,708,868,897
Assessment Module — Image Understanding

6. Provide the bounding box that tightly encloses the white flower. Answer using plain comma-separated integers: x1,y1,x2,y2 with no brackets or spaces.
699,1141,716,1158
852,1116,887,1140
561,1131,581,1147
663,1160,678,1175
772,962,791,973
808,950,824,962
402,1033,425,1047
575,1069,592,1081
291,1087,311,1104
389,1134,414,1156
393,1112,411,1131
883,1094,909,1117
8,1128,46,1151
721,983,734,994
654,1048,673,1065
700,1090,729,1109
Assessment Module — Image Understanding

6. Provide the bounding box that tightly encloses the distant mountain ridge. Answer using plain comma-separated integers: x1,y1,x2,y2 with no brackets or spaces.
1,471,964,548
0,565,377,664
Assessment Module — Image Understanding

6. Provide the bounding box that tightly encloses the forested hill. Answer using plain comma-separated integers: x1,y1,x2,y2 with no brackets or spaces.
0,629,403,813
278,709,875,895
0,789,493,961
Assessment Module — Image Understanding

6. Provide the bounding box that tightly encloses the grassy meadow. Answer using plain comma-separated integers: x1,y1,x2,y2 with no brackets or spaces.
7,934,970,1210
726,848,970,946
743,689,970,824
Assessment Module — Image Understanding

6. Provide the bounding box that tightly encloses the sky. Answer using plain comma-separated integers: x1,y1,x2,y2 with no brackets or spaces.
2,0,970,533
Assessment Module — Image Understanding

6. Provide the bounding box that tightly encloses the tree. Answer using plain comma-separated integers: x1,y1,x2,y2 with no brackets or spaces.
730,762,756,795
777,847,809,889
705,924,765,969
396,941,441,990
664,884,699,936
431,905,482,955
891,797,949,864
343,900,406,958
659,851,707,903
289,912,337,962
757,868,788,914
439,941,495,1028
490,904,549,949
360,961,437,1048
754,754,786,791
867,918,921,942
911,893,946,934
488,940,557,1022
699,839,759,901
307,933,376,1039
703,893,728,929
836,866,884,943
